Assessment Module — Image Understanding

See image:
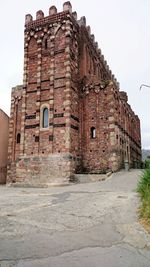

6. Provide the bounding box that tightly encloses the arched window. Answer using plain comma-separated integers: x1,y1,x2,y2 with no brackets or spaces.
91,127,96,139
42,108,49,128
17,133,21,144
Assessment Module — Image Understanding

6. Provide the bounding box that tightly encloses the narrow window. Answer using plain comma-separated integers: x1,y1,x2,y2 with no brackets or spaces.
35,136,39,142
42,108,49,128
17,133,21,144
45,39,48,50
91,127,96,139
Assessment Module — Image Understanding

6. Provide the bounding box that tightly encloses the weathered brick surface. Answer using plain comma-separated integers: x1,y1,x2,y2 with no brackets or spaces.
0,110,9,184
7,2,142,185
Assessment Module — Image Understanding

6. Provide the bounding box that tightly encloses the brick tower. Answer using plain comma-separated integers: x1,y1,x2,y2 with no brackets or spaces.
7,2,142,185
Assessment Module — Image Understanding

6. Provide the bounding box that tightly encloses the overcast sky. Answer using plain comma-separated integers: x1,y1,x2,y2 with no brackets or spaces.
0,0,150,149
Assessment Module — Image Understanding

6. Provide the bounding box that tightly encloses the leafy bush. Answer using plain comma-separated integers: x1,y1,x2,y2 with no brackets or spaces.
140,192,150,220
144,159,150,169
137,169,150,223
137,169,150,197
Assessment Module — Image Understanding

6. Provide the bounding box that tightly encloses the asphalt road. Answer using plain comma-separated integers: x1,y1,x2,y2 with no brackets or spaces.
0,170,150,267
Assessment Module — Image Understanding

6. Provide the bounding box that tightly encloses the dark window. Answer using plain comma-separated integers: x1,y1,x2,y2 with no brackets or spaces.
49,135,53,141
91,127,96,139
45,39,48,50
42,108,49,128
35,136,39,142
17,133,21,144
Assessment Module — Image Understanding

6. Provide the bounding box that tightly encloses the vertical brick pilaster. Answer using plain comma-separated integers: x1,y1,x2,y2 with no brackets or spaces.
64,21,72,152
35,40,42,154
20,47,28,156
7,97,15,162
49,35,55,153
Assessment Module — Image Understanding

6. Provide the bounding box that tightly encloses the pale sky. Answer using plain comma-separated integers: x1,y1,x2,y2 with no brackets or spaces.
0,0,150,149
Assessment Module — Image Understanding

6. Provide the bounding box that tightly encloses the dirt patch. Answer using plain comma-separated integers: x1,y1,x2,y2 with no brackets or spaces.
140,218,150,234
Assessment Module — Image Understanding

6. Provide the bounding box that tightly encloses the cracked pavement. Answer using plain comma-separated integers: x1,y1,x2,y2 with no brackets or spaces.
0,170,150,267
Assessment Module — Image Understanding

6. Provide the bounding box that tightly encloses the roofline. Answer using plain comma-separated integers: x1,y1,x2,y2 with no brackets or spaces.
0,108,9,118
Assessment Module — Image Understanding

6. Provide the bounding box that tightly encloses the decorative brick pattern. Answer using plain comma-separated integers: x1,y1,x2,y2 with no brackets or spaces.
7,2,142,185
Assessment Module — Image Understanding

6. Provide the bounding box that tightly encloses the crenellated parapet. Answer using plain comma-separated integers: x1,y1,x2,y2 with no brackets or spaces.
25,2,77,29
25,14,33,24
77,16,120,89
36,10,44,20
24,2,80,52
63,1,72,13
119,91,128,102
49,6,57,16
24,2,119,91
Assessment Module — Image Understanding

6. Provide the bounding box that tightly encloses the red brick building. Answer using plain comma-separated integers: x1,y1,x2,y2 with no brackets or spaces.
0,109,9,184
7,2,142,185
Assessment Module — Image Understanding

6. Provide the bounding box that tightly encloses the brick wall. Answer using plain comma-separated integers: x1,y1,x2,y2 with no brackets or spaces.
0,109,9,184
7,2,142,185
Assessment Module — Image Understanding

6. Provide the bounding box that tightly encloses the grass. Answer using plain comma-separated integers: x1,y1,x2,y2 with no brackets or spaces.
137,168,150,231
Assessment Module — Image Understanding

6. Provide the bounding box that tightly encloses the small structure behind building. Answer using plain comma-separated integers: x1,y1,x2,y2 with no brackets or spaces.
0,109,9,184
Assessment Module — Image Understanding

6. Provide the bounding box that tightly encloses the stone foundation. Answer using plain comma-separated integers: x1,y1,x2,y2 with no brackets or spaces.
0,166,7,184
7,153,76,186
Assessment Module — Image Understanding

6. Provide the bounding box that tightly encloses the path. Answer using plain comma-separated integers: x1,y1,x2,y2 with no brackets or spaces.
0,170,150,266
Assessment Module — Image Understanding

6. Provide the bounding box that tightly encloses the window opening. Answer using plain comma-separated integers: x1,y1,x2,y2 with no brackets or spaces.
42,108,49,128
91,127,96,139
45,39,48,50
17,133,21,144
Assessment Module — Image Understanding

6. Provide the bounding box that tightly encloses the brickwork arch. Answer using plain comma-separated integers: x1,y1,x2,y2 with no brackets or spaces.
55,28,66,50
28,37,38,56
40,104,50,130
